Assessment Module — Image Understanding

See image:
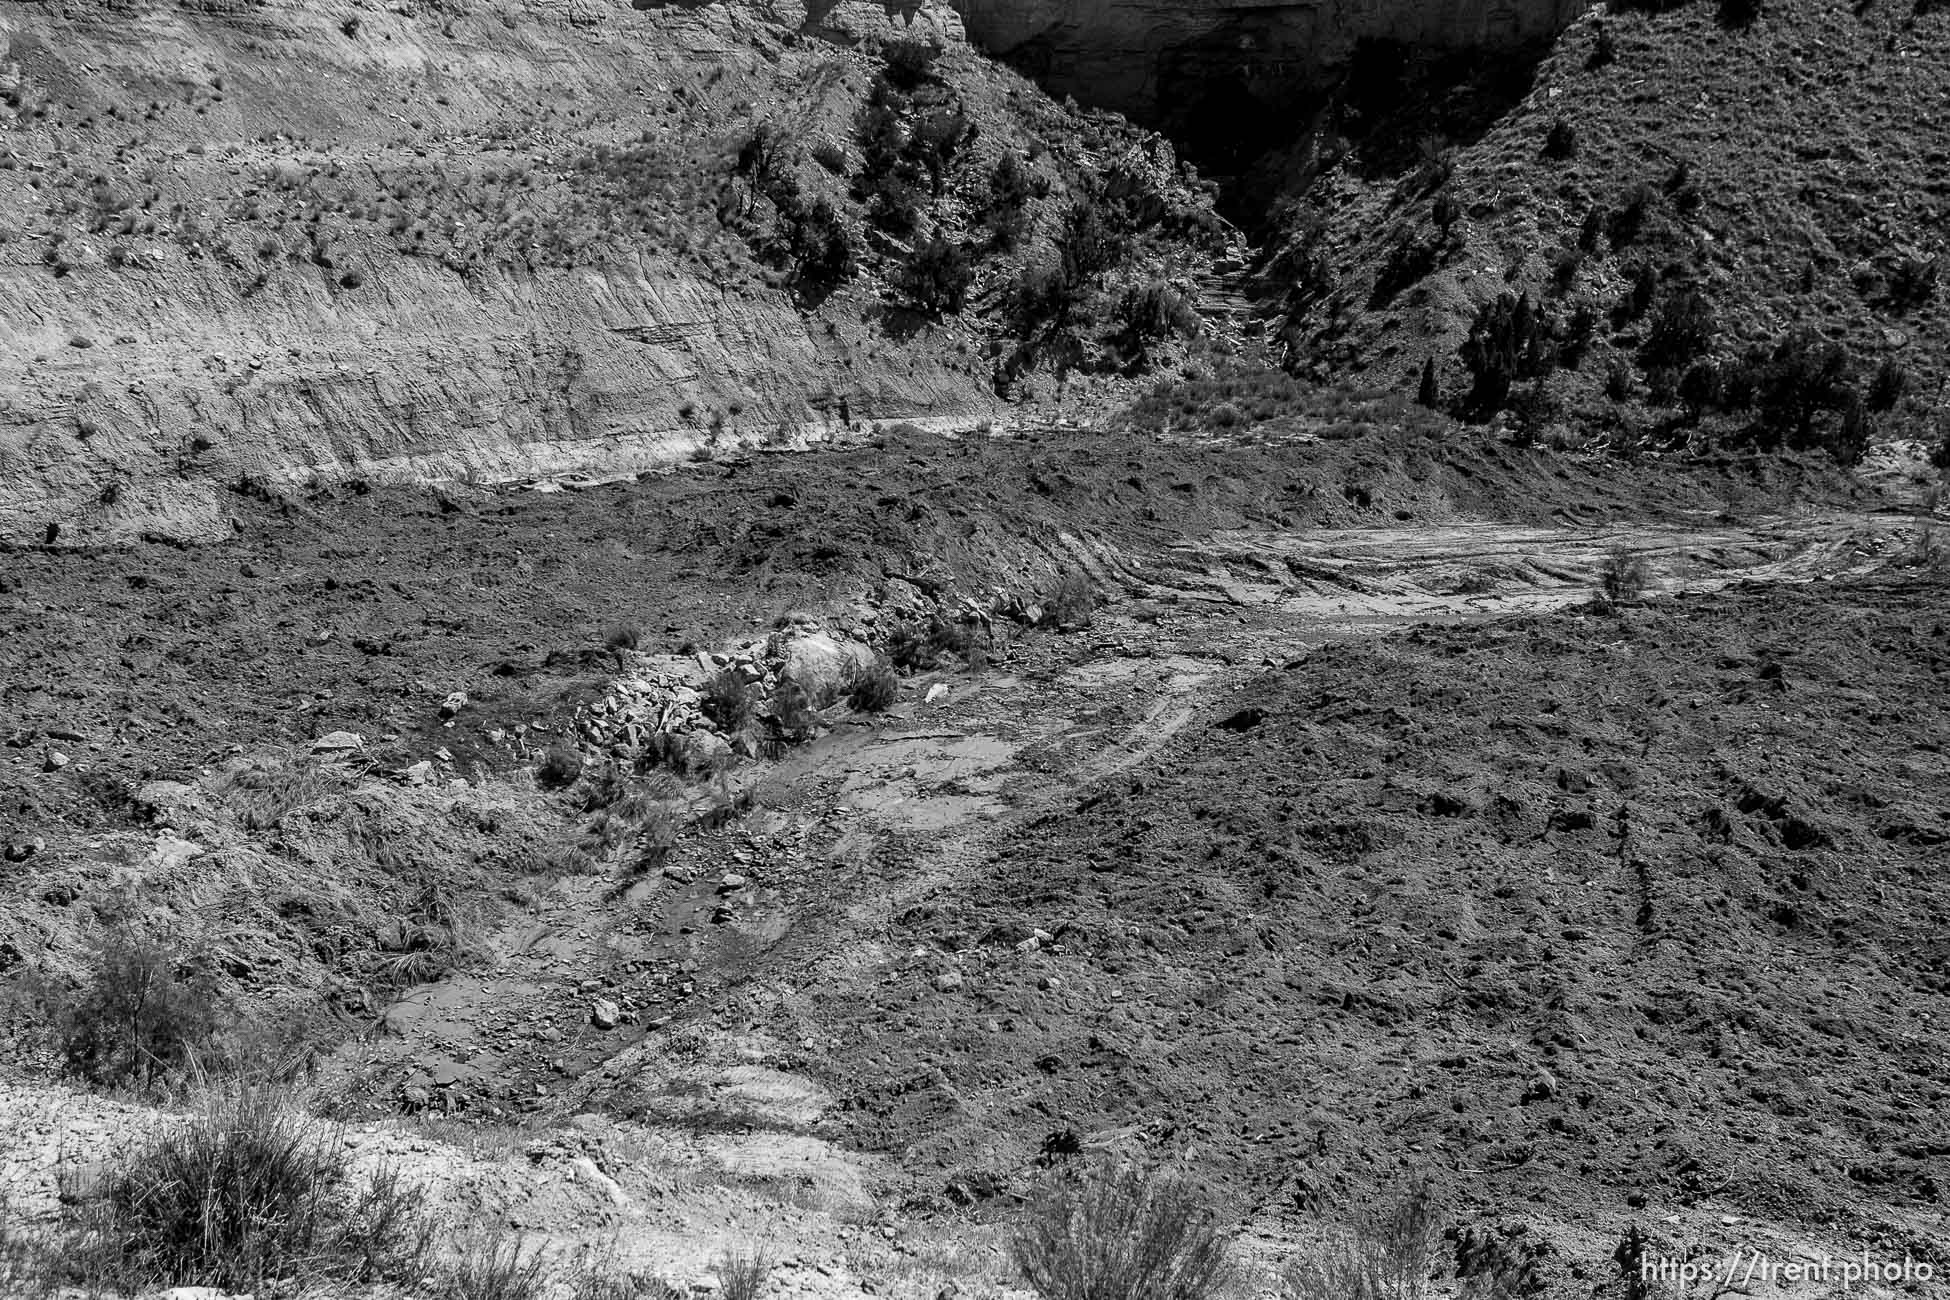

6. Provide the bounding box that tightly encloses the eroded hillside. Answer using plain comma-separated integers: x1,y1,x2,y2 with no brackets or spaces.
0,0,1239,546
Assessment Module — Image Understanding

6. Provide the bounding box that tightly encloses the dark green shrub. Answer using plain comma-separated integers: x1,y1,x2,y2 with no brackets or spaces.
1369,233,1440,308
1640,288,1716,368
1459,293,1557,419
1888,256,1938,310
899,234,975,315
1868,356,1908,412
786,198,853,289
1719,0,1763,29
881,36,942,90
1543,118,1579,160
1679,361,1722,418
1588,21,1617,67
1059,197,1128,284
1042,571,1097,630
910,109,973,196
1613,263,1658,328
1831,394,1873,466
1757,328,1851,446
1597,545,1650,607
981,153,1035,249
1114,282,1200,365
1607,184,1655,249
537,746,583,789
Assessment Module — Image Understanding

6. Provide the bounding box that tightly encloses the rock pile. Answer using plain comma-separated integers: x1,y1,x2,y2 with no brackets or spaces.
562,617,879,766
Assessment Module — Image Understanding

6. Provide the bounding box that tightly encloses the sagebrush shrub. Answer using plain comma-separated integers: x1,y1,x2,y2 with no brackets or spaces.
1282,1181,1444,1300
1013,1164,1235,1300
844,657,899,711
1597,545,1650,607
1043,571,1098,630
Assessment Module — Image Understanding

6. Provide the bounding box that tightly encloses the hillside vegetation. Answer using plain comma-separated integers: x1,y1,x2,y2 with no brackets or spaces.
1264,0,1949,457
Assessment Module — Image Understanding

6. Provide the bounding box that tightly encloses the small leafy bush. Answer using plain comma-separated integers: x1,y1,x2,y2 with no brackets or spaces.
34,927,223,1089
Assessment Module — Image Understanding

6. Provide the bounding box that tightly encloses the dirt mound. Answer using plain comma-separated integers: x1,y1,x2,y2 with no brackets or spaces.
791,574,1949,1276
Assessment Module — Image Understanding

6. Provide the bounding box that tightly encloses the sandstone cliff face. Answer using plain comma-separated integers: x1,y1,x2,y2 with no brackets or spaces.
953,0,1590,132
0,0,997,546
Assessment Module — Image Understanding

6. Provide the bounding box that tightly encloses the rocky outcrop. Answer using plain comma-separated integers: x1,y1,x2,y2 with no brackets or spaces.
952,0,1591,134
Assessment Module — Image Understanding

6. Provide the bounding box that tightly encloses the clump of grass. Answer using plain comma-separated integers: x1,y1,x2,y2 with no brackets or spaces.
1013,1163,1236,1300
83,1085,434,1293
719,1246,774,1300
217,755,333,830
452,1230,551,1300
702,667,758,731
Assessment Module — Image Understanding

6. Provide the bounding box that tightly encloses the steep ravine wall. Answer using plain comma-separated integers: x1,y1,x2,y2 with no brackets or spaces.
952,0,1591,135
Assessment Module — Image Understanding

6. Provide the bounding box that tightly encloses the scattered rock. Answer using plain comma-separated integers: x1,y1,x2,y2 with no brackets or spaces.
42,748,69,772
438,690,469,719
591,998,622,1030
925,682,949,704
309,730,366,758
718,873,748,892
933,970,965,992
402,760,434,785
